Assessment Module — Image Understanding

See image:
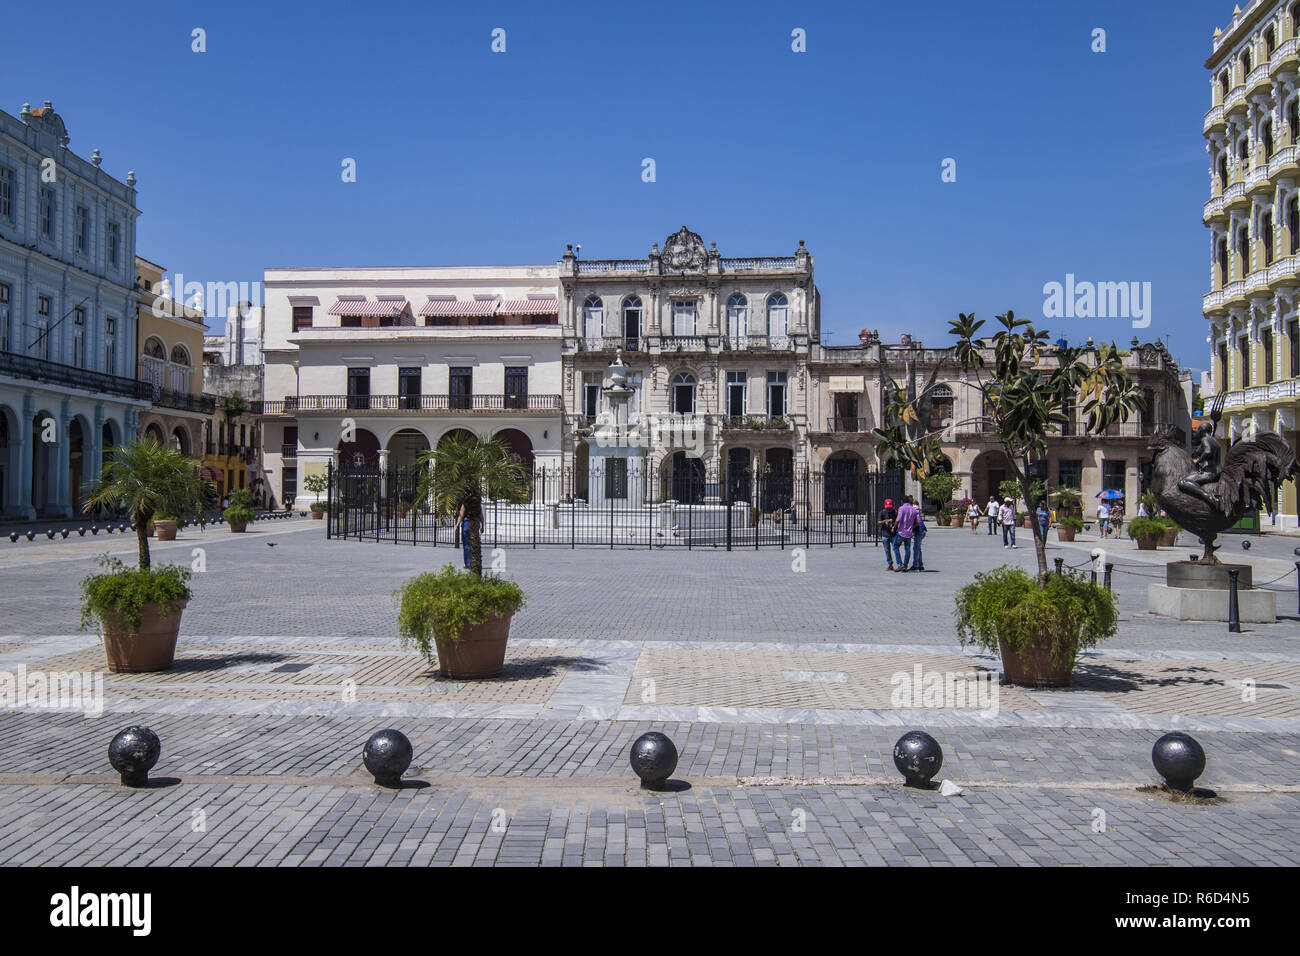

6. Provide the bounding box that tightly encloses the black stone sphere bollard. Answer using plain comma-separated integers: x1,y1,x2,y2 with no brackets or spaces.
1242,539,1251,551
60,529,69,539
45,530,55,539
893,731,943,788
1152,732,1206,793
7,533,16,543
108,726,161,787
90,526,99,535
25,531,35,541
77,528,86,536
362,729,413,787
629,731,679,790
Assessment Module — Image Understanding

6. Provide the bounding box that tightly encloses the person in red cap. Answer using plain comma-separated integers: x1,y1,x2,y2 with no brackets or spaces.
878,497,898,570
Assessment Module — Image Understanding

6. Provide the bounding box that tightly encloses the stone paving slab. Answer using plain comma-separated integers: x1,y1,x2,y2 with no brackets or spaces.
0,778,1294,867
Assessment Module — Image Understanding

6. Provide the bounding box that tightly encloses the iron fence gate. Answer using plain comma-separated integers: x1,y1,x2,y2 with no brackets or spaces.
327,461,904,550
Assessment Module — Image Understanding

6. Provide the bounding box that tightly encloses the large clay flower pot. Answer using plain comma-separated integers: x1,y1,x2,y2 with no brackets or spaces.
154,519,178,541
999,639,1075,687
1022,515,1034,529
310,505,325,520
1135,535,1159,551
1160,527,1178,547
433,613,513,679
228,519,248,533
953,513,965,527
1057,527,1076,542
99,602,187,672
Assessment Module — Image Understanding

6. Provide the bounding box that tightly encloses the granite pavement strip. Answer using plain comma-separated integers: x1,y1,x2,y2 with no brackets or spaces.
1,523,1298,866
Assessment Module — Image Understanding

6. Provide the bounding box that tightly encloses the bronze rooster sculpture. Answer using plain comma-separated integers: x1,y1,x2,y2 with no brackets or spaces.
1147,394,1298,564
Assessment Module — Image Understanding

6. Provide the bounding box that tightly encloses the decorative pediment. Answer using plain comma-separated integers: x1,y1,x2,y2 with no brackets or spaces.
662,226,707,273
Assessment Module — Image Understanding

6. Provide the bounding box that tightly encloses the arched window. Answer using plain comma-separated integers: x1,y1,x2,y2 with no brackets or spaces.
1240,49,1252,78
1238,136,1249,163
671,372,696,414
726,293,748,347
928,384,954,432
621,295,642,348
1267,26,1277,58
1217,151,1229,187
766,293,789,343
168,344,191,393
1289,99,1299,145
1217,235,1229,285
1237,223,1250,276
170,344,191,366
143,337,166,360
1263,211,1275,267
1220,70,1230,97
1263,119,1275,158
582,295,603,342
1289,197,1299,255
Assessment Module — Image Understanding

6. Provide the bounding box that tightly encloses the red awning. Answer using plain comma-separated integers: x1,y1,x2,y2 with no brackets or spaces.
498,297,558,314
419,298,498,317
328,299,406,316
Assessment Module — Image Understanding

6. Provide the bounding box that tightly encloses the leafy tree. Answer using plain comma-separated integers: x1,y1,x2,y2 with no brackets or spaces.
877,311,1144,582
413,434,529,576
82,438,211,569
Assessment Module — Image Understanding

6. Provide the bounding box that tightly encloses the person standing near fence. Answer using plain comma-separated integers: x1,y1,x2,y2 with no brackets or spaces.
879,498,898,571
986,495,999,535
910,498,927,572
456,501,480,570
893,496,918,571
999,497,1016,548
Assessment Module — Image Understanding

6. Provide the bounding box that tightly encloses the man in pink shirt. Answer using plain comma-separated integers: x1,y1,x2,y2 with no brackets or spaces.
892,495,919,571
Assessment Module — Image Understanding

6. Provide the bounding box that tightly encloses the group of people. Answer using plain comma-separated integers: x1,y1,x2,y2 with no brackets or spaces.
963,496,1036,549
876,496,927,571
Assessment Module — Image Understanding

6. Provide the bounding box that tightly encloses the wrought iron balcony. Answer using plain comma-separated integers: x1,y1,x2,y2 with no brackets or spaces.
0,349,151,401
281,444,297,459
289,393,563,413
825,416,868,433
146,386,217,414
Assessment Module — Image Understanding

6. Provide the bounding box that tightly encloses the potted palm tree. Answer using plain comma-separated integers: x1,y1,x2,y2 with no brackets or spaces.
876,311,1138,686
395,434,530,678
1057,515,1084,542
80,438,209,672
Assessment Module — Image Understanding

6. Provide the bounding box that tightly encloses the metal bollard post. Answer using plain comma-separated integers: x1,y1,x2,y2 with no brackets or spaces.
1294,561,1300,616
1090,567,1097,586
1054,557,1064,577
1227,568,1241,634
1104,562,1113,591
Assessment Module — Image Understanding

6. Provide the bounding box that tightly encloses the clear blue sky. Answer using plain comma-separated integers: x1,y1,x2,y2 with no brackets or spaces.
2,0,1237,372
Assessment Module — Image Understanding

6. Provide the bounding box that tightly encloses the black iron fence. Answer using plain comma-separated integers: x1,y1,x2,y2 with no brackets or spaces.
327,461,904,550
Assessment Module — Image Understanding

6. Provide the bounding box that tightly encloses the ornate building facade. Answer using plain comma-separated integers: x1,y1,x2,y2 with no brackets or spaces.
558,227,817,502
1202,0,1300,529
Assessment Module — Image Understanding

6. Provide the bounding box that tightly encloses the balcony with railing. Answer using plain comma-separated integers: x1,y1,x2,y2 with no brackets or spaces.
718,257,800,272
1268,254,1299,284
1247,61,1271,93
288,393,563,413
1203,196,1225,221
658,335,713,352
1269,145,1298,177
1246,164,1270,192
281,444,297,459
580,336,643,352
147,387,217,414
1247,268,1270,293
1224,84,1247,114
1203,104,1226,133
1222,180,1248,207
0,349,150,401
823,416,869,433
1203,289,1225,313
719,414,794,432
575,260,653,276
1272,37,1300,73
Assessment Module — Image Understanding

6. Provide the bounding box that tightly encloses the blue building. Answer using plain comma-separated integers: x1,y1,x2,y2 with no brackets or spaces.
0,101,148,518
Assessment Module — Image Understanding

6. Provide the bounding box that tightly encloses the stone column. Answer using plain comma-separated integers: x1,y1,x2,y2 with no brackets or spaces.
16,394,35,519
91,404,105,490
53,399,72,517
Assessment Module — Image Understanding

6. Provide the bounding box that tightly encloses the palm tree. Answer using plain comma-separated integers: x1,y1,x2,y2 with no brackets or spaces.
413,434,529,576
82,437,211,570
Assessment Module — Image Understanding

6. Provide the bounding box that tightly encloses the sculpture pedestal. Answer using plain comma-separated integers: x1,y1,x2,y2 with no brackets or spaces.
1147,583,1276,623
1165,561,1252,590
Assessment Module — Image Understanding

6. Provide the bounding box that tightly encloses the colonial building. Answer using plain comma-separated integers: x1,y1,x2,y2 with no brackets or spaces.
807,330,1191,507
259,264,564,509
134,255,212,459
558,227,817,503
1202,0,1300,529
0,101,147,518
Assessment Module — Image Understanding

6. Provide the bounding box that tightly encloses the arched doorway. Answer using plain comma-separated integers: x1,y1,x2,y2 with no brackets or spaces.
971,449,1009,505
825,451,865,514
574,439,589,501
171,426,191,457
667,451,705,504
143,423,166,447
437,428,476,450
338,428,380,470
0,406,15,516
761,447,793,512
387,428,430,473
68,418,85,513
725,447,751,503
492,428,534,472
101,419,119,465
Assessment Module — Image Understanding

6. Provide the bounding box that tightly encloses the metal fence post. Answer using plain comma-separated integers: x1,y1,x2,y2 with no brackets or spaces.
1228,568,1241,633
1104,562,1113,591
1054,556,1064,576
325,462,332,539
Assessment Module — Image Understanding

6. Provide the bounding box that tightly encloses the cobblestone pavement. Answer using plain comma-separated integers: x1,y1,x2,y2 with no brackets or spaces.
2,524,1299,865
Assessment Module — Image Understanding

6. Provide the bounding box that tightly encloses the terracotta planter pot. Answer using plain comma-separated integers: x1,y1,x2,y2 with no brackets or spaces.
310,506,325,520
154,519,178,541
999,638,1075,688
1057,527,1076,542
1135,535,1159,550
146,520,156,538
228,519,248,533
1022,515,1034,529
938,514,952,526
1160,528,1178,547
99,601,187,672
433,613,513,679
953,513,966,527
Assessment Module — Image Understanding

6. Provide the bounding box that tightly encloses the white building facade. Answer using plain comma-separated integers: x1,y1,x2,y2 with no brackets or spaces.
0,102,148,518
259,265,564,509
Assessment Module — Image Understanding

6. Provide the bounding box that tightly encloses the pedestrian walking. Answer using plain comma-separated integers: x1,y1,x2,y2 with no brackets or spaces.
999,497,1017,548
986,496,999,535
967,499,982,535
878,498,898,571
1097,499,1111,538
456,501,481,570
893,495,919,571
1036,501,1050,542
910,502,927,571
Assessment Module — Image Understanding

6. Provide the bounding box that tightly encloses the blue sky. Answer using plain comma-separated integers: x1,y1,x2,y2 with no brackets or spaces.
2,0,1238,371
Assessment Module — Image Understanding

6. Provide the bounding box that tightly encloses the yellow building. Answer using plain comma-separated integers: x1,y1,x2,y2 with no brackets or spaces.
134,256,212,460
1202,0,1300,530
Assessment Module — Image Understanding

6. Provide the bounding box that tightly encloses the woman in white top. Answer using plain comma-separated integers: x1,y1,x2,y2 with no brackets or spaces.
986,496,999,535
967,500,982,534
